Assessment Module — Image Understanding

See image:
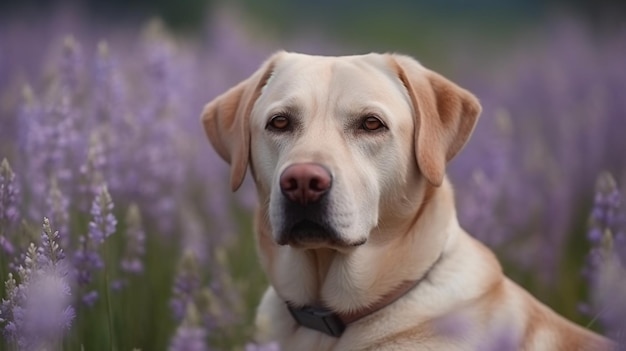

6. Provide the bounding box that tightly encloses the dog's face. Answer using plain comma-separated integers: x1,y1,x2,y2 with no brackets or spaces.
202,52,480,251
250,54,417,250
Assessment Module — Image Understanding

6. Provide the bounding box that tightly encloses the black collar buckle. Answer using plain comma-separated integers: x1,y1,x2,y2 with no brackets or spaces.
287,304,346,337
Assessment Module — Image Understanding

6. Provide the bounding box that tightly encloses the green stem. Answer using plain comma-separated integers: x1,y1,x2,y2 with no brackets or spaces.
0,248,5,284
0,228,7,291
104,240,116,351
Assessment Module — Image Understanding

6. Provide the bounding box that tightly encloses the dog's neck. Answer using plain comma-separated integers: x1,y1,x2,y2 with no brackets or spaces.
255,178,457,315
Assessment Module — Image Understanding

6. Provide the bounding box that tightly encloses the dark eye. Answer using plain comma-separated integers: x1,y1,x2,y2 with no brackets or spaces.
361,116,386,131
267,115,290,131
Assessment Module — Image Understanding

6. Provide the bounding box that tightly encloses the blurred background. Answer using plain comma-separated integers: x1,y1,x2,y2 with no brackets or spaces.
2,0,626,73
0,0,625,350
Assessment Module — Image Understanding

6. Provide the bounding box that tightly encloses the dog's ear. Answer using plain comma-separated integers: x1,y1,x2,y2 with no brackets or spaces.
201,53,281,191
390,54,481,187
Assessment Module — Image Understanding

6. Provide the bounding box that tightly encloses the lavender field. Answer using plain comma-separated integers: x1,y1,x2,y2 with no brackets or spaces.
1,9,625,351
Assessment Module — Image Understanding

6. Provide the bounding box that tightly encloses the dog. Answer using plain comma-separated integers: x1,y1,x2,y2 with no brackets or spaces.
201,52,615,350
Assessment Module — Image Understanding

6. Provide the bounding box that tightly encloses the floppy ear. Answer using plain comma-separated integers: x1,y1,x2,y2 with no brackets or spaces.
390,54,481,187
201,53,281,191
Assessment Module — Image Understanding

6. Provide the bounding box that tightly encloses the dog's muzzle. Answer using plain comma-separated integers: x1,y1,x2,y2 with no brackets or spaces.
277,163,344,246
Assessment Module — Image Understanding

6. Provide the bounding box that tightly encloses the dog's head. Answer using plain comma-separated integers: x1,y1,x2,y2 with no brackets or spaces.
202,52,480,251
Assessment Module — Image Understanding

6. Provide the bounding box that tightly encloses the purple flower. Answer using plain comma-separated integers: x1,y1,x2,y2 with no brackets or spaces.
39,217,66,266
169,300,208,351
59,36,84,96
88,185,116,244
0,158,19,226
180,209,209,266
170,252,202,323
0,158,20,255
451,110,526,250
120,203,145,274
78,131,107,211
17,268,76,348
447,18,626,289
19,76,81,223
73,185,116,295
92,41,127,127
133,44,184,234
1,273,22,345
169,247,242,339
81,290,99,307
583,173,625,274
45,178,70,250
0,217,75,349
169,325,208,351
73,235,104,286
582,172,626,344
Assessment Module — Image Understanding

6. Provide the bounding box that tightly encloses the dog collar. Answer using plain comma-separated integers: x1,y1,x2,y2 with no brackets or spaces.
286,254,443,337
287,304,346,337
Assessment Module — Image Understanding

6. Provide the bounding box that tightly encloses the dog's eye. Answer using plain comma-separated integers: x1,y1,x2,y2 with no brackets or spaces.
267,115,290,131
361,116,386,131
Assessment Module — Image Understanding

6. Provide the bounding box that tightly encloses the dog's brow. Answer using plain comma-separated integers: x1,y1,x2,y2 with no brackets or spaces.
344,104,389,122
267,101,302,119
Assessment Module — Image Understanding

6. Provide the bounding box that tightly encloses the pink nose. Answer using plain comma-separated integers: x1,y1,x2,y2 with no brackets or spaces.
280,163,332,205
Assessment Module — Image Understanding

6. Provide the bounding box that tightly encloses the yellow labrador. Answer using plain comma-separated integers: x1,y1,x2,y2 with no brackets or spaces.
201,52,614,351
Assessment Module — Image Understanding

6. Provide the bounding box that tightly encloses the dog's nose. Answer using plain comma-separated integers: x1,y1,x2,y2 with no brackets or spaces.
280,163,332,205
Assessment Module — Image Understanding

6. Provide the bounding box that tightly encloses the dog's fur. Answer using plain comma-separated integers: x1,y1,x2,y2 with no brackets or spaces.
202,52,615,350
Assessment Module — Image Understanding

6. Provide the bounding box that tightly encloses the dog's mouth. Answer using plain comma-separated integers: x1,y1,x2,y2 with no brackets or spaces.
277,219,366,249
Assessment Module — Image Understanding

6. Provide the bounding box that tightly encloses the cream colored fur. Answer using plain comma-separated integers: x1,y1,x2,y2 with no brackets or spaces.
202,52,614,351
